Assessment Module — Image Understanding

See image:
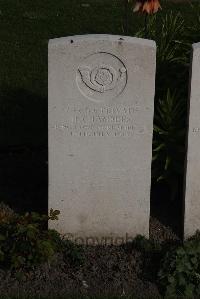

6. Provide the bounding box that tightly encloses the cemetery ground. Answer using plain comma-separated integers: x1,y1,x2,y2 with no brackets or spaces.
1,0,197,237
1,0,200,298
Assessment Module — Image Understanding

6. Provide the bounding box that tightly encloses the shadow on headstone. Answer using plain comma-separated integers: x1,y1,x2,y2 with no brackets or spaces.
0,86,48,214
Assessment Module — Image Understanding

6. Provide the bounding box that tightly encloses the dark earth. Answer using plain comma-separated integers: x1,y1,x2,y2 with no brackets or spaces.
0,215,179,298
0,0,197,297
0,148,182,298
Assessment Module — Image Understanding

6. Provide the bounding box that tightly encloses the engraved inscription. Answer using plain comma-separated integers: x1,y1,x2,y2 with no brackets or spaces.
52,105,145,137
193,127,200,133
76,52,127,102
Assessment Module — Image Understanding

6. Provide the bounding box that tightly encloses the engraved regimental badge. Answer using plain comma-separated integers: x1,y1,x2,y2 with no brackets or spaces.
76,52,127,103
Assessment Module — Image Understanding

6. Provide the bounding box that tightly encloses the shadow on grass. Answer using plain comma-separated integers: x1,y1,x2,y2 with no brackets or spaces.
150,179,183,239
0,86,48,214
0,86,184,239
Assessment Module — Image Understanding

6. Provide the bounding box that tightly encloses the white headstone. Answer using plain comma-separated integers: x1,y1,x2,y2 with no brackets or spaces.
48,35,156,244
184,42,200,238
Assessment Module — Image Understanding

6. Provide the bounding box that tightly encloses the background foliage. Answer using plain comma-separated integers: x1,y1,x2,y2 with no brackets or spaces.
1,1,200,211
134,5,200,199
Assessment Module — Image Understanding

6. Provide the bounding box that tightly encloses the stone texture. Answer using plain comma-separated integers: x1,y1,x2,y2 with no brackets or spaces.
184,42,200,238
48,34,156,243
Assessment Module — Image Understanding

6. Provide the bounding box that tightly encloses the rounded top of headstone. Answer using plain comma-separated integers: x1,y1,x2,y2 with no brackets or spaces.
48,34,156,49
192,42,200,50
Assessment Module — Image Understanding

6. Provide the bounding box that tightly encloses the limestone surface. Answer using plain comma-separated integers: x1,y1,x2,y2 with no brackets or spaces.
48,35,156,243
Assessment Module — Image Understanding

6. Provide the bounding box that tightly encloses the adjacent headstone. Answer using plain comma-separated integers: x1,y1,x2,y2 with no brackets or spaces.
48,35,156,244
184,42,200,238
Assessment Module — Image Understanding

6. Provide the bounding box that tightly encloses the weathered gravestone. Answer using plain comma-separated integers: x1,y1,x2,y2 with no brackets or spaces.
184,42,200,238
48,35,156,244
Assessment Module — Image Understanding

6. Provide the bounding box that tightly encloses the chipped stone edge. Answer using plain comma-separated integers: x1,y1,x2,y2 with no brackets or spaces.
48,34,156,50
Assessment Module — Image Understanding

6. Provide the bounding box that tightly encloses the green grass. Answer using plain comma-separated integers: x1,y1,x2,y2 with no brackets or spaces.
16,298,151,299
0,296,172,299
0,0,199,96
0,295,193,299
0,0,199,147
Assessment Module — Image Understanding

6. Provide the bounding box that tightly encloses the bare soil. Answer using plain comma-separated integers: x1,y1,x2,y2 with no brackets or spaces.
0,215,180,298
0,150,182,298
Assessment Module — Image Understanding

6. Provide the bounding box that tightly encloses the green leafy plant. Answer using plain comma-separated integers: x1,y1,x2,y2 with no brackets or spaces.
0,201,15,223
183,2,200,48
156,12,185,64
0,208,61,270
129,234,200,298
135,11,186,66
152,89,186,200
135,10,189,198
158,232,200,298
0,205,84,270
